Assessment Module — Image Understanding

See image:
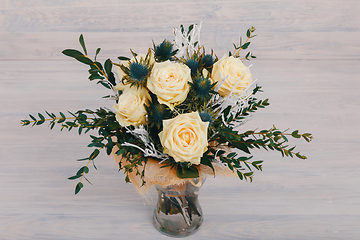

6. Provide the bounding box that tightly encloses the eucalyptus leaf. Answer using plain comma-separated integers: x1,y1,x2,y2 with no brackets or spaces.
79,34,87,55
95,48,101,60
75,55,93,65
75,182,83,195
118,56,130,61
68,175,81,180
200,155,215,177
62,49,83,58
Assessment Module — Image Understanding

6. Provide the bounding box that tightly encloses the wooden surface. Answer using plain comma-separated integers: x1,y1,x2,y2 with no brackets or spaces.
1,1,360,239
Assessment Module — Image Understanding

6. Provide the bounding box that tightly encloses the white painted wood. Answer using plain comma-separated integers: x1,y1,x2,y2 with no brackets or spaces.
1,59,360,239
1,0,359,60
1,0,360,239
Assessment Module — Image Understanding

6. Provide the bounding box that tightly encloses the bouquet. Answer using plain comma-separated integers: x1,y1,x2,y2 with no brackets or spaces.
21,23,313,196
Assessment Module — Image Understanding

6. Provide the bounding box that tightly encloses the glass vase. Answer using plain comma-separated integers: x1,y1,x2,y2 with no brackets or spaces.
153,178,205,238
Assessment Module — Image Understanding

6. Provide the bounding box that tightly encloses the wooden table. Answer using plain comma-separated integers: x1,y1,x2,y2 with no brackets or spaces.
1,1,359,239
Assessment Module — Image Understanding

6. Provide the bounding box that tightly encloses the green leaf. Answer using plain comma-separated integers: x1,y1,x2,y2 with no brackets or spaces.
291,130,301,138
244,172,253,177
36,120,45,125
222,106,231,119
22,120,30,125
65,121,77,127
68,175,81,180
79,34,87,56
237,171,244,180
83,176,92,185
45,110,54,118
99,81,111,89
104,59,112,75
95,48,101,60
246,29,251,38
241,42,250,50
234,142,251,154
252,160,263,165
38,113,45,121
78,113,87,121
75,182,83,194
74,55,93,65
238,156,253,161
92,160,98,170
227,152,237,158
108,72,116,86
29,114,36,121
94,62,103,71
176,164,199,178
106,137,114,155
68,111,77,118
125,175,130,183
188,24,194,34
118,56,130,61
57,118,65,123
62,49,83,58
89,149,100,160
200,155,215,177
76,166,88,176
89,74,105,81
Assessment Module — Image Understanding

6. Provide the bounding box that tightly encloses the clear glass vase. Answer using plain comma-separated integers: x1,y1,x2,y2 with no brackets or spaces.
153,178,205,238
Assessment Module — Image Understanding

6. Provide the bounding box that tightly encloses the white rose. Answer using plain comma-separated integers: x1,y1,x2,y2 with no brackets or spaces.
159,112,209,165
115,53,155,91
147,60,191,110
211,55,253,96
113,87,150,126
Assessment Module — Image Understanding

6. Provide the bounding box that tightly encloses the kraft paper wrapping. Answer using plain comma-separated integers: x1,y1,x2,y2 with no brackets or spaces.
110,145,237,195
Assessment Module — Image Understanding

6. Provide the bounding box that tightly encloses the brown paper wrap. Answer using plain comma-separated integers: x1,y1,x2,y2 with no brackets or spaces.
110,145,237,195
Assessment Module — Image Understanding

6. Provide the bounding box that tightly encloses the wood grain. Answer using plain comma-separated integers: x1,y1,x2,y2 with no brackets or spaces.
1,0,359,60
1,0,360,239
1,59,360,239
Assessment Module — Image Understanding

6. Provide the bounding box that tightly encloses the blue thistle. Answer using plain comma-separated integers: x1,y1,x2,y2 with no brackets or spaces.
129,62,150,84
120,50,153,88
191,76,212,98
201,54,214,69
146,102,171,129
185,59,200,76
199,110,214,124
153,40,178,62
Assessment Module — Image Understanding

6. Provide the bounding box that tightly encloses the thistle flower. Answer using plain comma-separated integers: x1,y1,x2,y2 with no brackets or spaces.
129,62,150,84
153,40,178,62
199,109,215,125
190,76,213,99
119,50,154,88
146,100,171,129
201,54,214,69
185,59,200,76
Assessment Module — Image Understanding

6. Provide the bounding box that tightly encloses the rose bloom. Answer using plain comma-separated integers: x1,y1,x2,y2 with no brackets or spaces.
159,112,209,165
113,87,150,126
115,53,155,91
147,60,192,110
211,55,253,96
